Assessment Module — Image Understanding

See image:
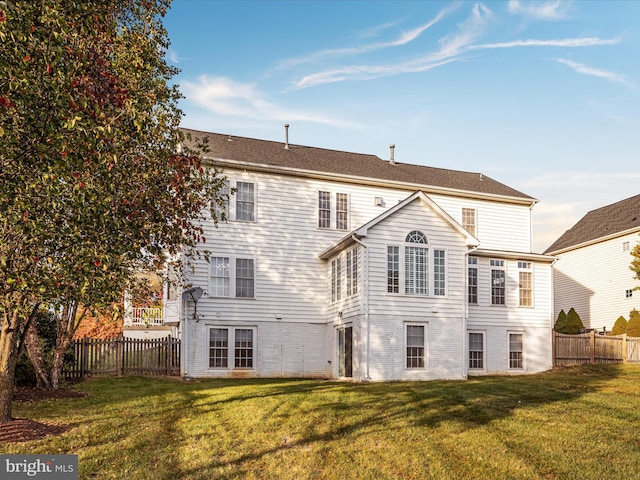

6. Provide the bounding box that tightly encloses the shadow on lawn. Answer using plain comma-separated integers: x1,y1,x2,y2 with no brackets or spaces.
171,364,627,478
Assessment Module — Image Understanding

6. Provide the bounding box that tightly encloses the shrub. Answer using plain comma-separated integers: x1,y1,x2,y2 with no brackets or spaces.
611,316,628,336
564,308,584,334
554,309,567,333
627,309,640,337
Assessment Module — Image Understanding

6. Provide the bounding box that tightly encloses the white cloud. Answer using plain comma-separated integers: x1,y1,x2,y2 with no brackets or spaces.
181,75,359,129
470,36,619,50
275,4,456,71
556,58,635,88
291,3,490,89
168,49,182,64
508,0,572,20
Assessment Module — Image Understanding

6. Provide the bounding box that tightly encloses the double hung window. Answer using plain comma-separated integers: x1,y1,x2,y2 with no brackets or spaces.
209,327,255,369
210,257,255,299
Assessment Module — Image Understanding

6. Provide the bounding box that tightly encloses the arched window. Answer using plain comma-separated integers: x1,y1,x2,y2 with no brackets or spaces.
405,231,428,294
405,230,427,244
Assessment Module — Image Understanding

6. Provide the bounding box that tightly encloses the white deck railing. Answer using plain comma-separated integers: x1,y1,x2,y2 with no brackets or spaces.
127,307,164,326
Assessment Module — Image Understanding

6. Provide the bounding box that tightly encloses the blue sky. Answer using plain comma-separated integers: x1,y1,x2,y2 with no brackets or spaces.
164,0,640,252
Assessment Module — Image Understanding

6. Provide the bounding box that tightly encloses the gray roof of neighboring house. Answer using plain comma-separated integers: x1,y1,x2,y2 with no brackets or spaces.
180,128,535,202
545,194,640,254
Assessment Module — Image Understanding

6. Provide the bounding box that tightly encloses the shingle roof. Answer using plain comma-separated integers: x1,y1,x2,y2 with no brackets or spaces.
545,194,640,254
181,128,535,202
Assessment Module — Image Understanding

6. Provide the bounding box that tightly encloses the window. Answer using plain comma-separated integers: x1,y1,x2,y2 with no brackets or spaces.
433,250,446,296
406,325,425,369
518,261,532,307
209,327,255,369
236,259,255,298
212,181,229,221
387,246,399,293
405,231,428,295
509,333,523,369
210,257,254,299
346,248,358,297
623,241,630,252
336,193,348,230
209,328,229,367
387,231,446,296
491,259,505,305
626,289,633,298
468,257,478,304
211,257,230,297
236,182,255,221
331,257,342,302
317,191,348,229
234,328,254,368
462,208,476,236
468,332,484,369
318,191,331,228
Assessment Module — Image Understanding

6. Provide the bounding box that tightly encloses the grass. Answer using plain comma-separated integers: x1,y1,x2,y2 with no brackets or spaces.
5,364,640,479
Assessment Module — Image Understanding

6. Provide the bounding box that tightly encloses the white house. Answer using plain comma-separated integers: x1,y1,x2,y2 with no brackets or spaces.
545,194,640,331
175,127,554,381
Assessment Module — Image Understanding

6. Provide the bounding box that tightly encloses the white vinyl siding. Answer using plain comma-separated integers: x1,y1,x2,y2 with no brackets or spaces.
552,232,640,330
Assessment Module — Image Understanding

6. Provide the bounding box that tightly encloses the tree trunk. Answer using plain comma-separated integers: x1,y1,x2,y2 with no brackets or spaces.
50,336,73,390
50,302,85,389
24,320,52,390
0,310,21,423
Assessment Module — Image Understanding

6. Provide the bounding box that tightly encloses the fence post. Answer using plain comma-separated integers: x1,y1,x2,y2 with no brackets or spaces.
622,334,628,364
590,330,596,364
82,336,89,377
552,331,556,367
116,334,123,376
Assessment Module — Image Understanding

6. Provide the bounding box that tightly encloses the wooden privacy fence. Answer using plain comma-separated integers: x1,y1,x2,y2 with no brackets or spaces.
64,335,180,379
554,332,640,366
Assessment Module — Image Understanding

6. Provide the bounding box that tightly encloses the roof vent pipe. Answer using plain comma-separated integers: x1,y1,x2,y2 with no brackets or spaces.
389,144,395,165
284,124,290,150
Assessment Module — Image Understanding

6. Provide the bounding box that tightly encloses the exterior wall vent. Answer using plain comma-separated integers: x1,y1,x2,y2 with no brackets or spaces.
375,197,384,207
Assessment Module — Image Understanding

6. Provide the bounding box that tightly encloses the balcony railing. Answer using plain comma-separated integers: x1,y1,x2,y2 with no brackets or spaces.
127,307,164,327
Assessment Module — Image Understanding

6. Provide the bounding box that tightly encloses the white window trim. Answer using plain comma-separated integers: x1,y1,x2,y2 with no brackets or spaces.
385,243,448,297
404,322,428,370
517,261,534,308
316,190,349,230
207,326,257,371
507,331,525,371
462,207,477,237
233,179,257,223
490,259,507,307
468,330,486,372
209,256,256,299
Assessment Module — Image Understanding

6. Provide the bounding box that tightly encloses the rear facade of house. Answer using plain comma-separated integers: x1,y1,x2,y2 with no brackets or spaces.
177,128,554,381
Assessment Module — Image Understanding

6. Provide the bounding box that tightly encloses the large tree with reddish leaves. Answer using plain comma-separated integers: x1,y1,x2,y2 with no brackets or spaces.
0,1,225,421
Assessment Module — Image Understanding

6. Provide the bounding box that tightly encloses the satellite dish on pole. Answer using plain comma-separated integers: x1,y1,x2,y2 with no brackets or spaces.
181,287,203,321
182,287,203,302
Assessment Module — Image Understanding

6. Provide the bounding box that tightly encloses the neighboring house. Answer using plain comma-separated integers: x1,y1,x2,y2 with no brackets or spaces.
174,127,554,381
545,194,640,331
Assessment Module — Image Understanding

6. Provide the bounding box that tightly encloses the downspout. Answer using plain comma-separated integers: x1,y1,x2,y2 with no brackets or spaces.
351,234,370,380
181,296,188,379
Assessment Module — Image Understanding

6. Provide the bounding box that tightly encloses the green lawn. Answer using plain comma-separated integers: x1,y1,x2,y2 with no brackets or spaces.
5,364,640,479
